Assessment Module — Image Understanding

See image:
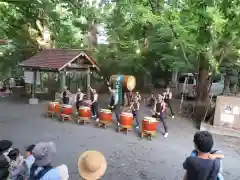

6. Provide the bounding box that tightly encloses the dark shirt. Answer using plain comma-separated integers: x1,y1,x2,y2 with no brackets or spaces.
156,102,163,113
183,156,220,180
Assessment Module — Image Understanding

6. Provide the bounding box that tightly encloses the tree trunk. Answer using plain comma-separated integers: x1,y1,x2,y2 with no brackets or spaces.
223,75,230,95
195,54,210,125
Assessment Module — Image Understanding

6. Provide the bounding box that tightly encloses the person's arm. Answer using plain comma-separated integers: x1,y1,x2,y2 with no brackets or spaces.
209,154,224,159
169,92,172,99
163,92,166,99
88,85,94,93
139,94,141,101
129,102,133,109
152,102,156,113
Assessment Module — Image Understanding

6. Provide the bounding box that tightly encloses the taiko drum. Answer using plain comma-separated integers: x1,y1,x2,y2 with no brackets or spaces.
61,105,73,115
48,102,60,113
99,109,112,122
142,117,159,132
120,112,133,128
79,106,91,118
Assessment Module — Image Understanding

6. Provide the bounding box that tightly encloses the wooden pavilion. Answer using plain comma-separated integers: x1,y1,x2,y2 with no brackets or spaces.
19,49,100,102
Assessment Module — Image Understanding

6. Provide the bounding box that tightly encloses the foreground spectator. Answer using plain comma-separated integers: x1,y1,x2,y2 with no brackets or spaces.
183,131,220,180
25,144,35,177
78,151,107,180
29,142,65,180
0,140,13,180
7,148,28,180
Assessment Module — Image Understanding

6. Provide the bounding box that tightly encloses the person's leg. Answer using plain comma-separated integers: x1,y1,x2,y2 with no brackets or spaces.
167,100,174,117
94,102,99,118
159,113,168,137
91,103,95,116
134,111,140,128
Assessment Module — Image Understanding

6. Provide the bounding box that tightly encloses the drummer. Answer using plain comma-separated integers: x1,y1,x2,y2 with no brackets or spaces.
61,86,70,104
130,97,140,128
152,95,168,138
88,85,99,120
107,82,120,126
163,87,174,119
76,88,84,112
147,93,156,108
135,92,141,102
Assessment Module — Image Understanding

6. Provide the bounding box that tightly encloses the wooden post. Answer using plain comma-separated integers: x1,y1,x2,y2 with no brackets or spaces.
60,71,66,92
32,71,37,98
87,67,91,100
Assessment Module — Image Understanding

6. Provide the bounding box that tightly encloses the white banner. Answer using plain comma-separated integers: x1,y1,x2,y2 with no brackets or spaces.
24,71,40,85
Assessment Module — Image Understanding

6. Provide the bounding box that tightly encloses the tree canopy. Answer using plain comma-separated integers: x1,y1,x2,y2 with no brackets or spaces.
1,0,240,99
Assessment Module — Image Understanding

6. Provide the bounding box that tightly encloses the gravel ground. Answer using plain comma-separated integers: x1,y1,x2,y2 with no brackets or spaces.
0,97,239,180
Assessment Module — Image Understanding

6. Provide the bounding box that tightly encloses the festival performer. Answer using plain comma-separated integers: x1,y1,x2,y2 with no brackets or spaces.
130,97,140,128
75,88,84,112
152,95,168,138
163,87,174,118
88,85,99,120
61,86,70,104
107,81,120,126
147,93,156,108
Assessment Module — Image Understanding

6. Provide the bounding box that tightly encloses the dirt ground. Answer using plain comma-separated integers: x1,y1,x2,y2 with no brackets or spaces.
0,96,239,180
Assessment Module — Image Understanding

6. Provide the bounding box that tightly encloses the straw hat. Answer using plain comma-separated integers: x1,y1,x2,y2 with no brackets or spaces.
78,151,107,180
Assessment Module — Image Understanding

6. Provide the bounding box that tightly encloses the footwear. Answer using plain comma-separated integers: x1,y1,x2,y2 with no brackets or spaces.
117,122,120,126
164,133,168,138
96,118,99,122
172,116,175,119
92,115,96,118
136,126,139,129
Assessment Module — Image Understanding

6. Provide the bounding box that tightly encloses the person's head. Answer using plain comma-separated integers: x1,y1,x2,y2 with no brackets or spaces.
7,148,20,161
25,144,35,157
77,88,81,93
0,140,12,154
194,131,213,153
157,95,163,102
92,89,96,94
136,92,139,96
78,151,107,180
64,86,68,90
151,93,154,97
32,142,56,166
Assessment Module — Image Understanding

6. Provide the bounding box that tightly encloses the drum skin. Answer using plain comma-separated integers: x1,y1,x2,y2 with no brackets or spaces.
79,107,91,118
48,102,60,113
99,110,112,122
61,106,72,115
142,119,159,132
110,75,136,91
120,113,133,127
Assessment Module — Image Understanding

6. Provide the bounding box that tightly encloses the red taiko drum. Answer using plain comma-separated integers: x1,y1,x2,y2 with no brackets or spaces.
61,105,73,115
142,117,159,132
120,112,133,127
48,102,60,113
79,106,91,118
99,109,112,122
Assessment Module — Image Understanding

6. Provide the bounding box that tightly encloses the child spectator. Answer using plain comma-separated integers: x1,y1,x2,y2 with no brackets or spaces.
183,131,221,180
7,148,28,180
78,150,107,180
25,144,35,177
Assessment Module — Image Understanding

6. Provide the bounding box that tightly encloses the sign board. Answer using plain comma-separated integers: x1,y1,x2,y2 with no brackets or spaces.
214,96,240,130
24,71,40,85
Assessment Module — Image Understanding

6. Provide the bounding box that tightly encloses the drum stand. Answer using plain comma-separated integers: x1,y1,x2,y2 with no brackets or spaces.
45,110,55,118
77,117,91,125
59,114,72,121
117,125,132,134
97,120,112,128
140,130,157,140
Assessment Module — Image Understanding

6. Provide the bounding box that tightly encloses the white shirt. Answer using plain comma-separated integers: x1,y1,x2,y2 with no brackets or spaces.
93,93,98,102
